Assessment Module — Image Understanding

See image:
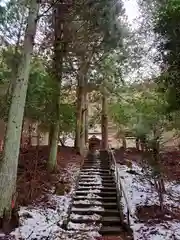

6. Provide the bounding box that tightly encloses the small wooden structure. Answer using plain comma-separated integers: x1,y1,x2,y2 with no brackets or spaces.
88,135,101,151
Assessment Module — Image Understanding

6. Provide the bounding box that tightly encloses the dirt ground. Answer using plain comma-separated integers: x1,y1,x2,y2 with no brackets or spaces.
136,204,180,224
114,147,180,181
17,146,83,206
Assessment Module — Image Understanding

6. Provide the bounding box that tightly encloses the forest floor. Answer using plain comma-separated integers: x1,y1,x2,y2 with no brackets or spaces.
0,146,180,239
115,147,180,240
0,146,122,240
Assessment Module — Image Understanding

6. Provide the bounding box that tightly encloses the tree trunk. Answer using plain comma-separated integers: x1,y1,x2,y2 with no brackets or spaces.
28,123,32,147
122,135,127,149
101,90,108,150
0,140,3,152
48,123,60,171
36,125,40,149
47,3,66,172
74,60,86,154
48,125,53,146
74,54,93,153
136,137,140,151
75,84,85,154
74,84,83,152
80,90,86,151
7,11,26,97
85,92,89,145
152,133,165,211
0,0,39,225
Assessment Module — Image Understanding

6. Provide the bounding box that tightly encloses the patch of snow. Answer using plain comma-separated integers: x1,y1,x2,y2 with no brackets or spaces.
134,221,180,240
74,200,102,205
80,175,99,178
117,162,180,240
79,186,108,190
67,222,102,231
52,230,100,240
70,213,101,221
64,137,74,147
72,206,105,211
11,162,82,240
79,176,102,186
87,189,101,193
12,194,71,240
166,181,180,200
86,193,102,199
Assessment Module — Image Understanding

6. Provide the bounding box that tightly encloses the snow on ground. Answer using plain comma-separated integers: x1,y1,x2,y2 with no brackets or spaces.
73,200,103,205
67,222,102,231
5,161,103,240
117,163,180,240
70,213,101,221
12,194,71,239
6,162,100,240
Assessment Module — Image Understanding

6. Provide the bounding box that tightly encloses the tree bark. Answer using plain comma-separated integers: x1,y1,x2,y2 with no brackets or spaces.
74,59,87,154
122,135,127,149
36,125,41,149
48,125,53,147
74,52,94,153
135,137,140,151
152,130,165,211
8,11,26,96
28,123,32,147
74,84,84,154
101,89,108,150
80,89,86,151
48,123,60,171
47,3,66,172
0,0,39,223
0,140,3,152
20,120,25,148
84,92,89,145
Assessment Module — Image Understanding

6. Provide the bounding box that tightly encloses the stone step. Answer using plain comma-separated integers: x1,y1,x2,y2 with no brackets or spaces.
79,176,114,181
67,222,102,232
73,196,117,202
83,160,101,162
81,169,110,173
78,182,115,187
80,172,113,178
73,202,117,209
83,161,103,164
70,215,121,224
79,179,115,184
83,164,110,168
83,159,110,163
77,186,116,191
75,190,117,196
99,226,123,235
80,172,110,176
82,166,109,170
84,161,110,163
71,207,120,216
82,163,102,165
79,181,116,186
80,173,111,177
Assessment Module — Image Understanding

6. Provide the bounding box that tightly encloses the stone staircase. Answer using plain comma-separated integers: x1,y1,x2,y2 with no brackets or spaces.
66,151,133,239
